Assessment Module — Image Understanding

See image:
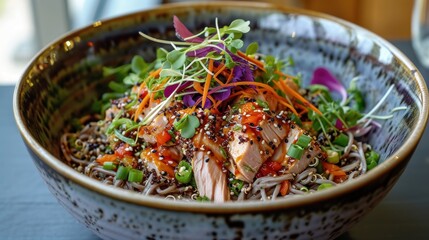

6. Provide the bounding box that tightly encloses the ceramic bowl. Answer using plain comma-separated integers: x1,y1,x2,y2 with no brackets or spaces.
13,2,429,239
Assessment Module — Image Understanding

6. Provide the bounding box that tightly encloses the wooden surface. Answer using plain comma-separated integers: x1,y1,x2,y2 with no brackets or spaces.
1,41,429,239
164,0,414,39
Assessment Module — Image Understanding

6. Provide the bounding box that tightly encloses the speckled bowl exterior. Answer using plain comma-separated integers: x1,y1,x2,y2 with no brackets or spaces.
13,2,428,240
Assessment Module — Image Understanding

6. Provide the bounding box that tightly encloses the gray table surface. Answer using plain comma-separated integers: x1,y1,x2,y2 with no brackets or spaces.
1,40,428,240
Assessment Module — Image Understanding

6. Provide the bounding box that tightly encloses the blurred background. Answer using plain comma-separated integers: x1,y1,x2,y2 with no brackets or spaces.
0,0,413,85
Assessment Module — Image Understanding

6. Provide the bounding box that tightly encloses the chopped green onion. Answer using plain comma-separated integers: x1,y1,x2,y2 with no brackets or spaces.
219,147,228,160
287,144,304,159
300,186,309,192
317,183,333,191
296,134,312,148
128,169,144,182
232,125,242,131
290,113,302,127
366,150,380,171
196,196,210,202
175,161,193,184
103,162,117,170
333,133,349,147
116,166,130,180
256,98,270,110
229,179,244,196
327,150,340,164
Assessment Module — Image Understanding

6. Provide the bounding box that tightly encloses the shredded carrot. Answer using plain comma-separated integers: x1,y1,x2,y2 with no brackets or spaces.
321,161,347,177
151,67,162,77
137,82,147,97
215,81,298,115
214,63,227,79
192,81,217,111
277,79,322,115
225,69,235,84
280,180,290,196
134,92,152,122
202,59,214,108
237,51,265,70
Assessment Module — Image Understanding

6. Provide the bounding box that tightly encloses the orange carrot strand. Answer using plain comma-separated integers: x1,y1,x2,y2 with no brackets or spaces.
134,92,152,122
202,59,214,108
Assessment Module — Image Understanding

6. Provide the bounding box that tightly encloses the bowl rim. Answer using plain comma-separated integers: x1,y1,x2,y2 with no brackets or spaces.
13,1,429,214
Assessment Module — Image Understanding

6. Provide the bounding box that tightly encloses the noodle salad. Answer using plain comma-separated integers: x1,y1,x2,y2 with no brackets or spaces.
61,17,403,202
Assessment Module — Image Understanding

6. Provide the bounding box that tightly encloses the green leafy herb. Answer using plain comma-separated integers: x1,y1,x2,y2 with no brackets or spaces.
225,19,251,34
317,183,333,191
173,114,200,139
166,49,186,70
245,42,259,55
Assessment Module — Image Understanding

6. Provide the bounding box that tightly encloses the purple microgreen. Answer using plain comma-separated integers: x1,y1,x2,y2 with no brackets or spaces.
173,15,204,43
164,81,192,98
310,67,347,104
183,94,212,108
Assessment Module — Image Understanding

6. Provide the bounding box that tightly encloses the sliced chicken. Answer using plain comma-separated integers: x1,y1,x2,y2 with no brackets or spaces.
228,131,263,182
227,92,292,183
192,151,230,202
271,123,324,174
193,131,226,162
138,114,169,144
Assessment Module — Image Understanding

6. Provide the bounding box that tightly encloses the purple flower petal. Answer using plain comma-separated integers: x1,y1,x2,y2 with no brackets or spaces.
310,67,347,103
173,16,203,43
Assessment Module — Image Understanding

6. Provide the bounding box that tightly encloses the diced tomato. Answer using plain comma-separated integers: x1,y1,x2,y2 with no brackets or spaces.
96,154,118,165
139,89,148,100
242,113,264,126
156,130,172,146
114,143,133,158
267,161,282,171
256,160,283,178
241,102,256,113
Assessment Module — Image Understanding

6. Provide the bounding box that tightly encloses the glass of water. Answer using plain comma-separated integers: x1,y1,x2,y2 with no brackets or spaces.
412,0,429,67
